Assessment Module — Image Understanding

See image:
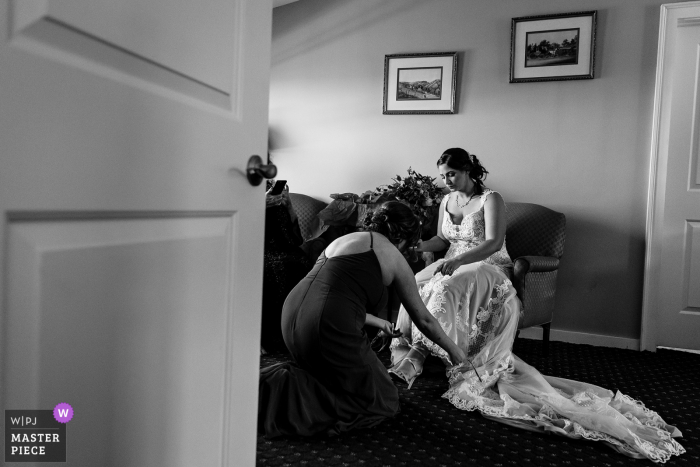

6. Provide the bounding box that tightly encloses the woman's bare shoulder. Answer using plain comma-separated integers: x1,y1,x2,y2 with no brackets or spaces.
373,235,408,268
483,190,505,206
325,231,368,257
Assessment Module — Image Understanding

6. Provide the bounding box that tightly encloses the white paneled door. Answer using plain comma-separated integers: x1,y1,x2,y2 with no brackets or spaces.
0,0,272,465
643,2,700,351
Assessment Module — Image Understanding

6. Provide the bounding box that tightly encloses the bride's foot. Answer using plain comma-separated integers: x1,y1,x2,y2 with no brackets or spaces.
389,357,422,390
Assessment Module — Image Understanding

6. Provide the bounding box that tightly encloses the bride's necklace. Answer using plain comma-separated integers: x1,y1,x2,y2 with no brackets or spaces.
454,191,476,208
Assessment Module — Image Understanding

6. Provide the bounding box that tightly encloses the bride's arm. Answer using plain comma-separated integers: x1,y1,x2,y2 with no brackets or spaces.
415,197,449,253
415,236,449,253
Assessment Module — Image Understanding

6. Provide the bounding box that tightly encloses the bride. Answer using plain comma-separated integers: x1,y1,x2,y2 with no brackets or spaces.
389,148,685,462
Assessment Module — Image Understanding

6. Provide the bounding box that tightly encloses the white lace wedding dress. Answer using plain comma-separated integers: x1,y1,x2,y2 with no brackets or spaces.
390,191,684,463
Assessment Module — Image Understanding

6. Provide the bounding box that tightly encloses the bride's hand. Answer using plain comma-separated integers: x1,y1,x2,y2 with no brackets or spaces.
434,257,463,276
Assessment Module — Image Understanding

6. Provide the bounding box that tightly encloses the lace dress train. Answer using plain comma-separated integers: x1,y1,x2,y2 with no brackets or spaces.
390,191,684,462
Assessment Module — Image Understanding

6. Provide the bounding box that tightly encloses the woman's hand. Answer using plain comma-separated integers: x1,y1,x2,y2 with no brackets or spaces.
265,185,289,208
448,346,467,367
376,319,402,338
434,257,464,276
369,318,401,353
265,185,297,222
365,314,402,338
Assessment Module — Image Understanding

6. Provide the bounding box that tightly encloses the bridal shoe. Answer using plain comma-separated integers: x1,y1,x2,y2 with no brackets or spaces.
388,357,422,390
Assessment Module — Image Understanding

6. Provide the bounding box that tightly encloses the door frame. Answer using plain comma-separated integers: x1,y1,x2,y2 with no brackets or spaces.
641,1,700,351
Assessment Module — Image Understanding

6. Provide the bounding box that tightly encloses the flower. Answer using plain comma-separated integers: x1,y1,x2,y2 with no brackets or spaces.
371,167,445,224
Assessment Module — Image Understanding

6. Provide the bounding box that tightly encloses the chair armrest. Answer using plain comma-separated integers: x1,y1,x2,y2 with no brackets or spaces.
512,256,559,295
513,255,559,274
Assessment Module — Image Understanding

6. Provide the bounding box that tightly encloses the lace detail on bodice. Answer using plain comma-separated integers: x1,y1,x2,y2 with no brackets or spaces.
442,189,513,272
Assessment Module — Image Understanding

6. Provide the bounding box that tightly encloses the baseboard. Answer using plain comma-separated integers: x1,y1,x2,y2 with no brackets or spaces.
657,346,700,354
518,327,640,350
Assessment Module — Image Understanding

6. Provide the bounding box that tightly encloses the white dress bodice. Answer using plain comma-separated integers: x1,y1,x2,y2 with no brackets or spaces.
441,189,513,273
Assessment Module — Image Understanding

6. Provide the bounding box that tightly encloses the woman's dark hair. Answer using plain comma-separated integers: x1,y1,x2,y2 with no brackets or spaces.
361,201,421,248
437,147,489,195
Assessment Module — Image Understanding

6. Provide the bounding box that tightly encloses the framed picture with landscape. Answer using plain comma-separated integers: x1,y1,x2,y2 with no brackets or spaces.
383,52,457,114
510,11,597,83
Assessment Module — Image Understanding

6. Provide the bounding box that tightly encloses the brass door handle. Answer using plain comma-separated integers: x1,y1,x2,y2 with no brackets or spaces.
247,155,277,186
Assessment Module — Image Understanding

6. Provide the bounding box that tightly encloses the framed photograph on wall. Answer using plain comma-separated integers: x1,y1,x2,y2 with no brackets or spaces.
383,52,457,114
510,11,597,83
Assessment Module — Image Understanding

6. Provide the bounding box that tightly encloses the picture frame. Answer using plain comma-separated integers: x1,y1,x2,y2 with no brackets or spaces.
383,52,457,114
510,11,597,83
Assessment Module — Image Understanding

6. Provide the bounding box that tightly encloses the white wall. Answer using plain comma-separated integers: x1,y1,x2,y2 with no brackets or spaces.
269,0,688,341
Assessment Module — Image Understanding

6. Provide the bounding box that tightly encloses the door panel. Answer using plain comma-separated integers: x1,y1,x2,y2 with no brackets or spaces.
658,19,700,348
6,216,232,466
643,3,700,351
11,0,238,108
684,221,700,310
45,0,237,92
0,0,272,465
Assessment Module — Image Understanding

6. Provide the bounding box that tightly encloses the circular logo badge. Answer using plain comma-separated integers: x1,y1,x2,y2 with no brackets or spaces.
53,403,73,423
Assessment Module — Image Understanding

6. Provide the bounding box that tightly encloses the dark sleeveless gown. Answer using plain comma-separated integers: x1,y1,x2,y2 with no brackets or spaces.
258,232,400,438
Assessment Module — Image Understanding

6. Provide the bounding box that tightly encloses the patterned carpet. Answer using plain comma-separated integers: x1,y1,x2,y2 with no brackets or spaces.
257,338,699,466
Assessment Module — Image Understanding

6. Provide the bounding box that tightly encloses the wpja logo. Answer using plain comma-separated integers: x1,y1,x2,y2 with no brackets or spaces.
4,403,72,463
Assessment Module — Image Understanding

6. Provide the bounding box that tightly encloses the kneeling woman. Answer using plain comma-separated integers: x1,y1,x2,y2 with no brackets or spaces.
258,201,466,438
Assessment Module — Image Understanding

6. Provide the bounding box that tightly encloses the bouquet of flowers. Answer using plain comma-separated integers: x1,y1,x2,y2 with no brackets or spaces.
370,167,445,225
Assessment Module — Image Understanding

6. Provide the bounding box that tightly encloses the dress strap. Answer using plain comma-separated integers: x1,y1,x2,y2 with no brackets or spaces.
369,231,374,249
480,189,495,208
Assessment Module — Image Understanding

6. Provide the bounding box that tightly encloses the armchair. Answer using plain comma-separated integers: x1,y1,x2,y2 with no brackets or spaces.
289,193,328,241
289,193,355,261
505,203,567,356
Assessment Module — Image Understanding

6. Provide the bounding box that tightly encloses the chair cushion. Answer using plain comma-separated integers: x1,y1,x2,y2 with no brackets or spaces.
289,193,328,241
505,202,566,260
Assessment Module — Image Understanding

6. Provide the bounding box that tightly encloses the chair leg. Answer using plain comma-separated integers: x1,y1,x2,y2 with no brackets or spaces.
541,323,551,357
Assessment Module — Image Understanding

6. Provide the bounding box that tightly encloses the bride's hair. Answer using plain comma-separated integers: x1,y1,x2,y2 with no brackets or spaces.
437,147,489,195
362,201,421,248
